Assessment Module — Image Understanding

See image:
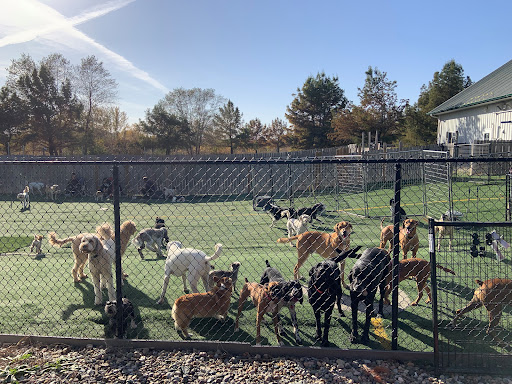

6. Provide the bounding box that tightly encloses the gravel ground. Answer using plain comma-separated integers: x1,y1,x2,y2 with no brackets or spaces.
0,342,511,384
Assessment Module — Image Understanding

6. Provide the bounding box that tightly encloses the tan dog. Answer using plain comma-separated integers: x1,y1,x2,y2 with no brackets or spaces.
45,184,60,201
172,276,233,339
30,234,44,255
78,234,115,305
435,213,454,251
234,279,288,345
48,220,137,282
449,278,512,343
379,218,419,259
277,221,352,282
384,258,455,306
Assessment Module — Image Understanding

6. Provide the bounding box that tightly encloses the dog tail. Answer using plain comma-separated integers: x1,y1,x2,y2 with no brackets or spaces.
265,260,271,268
475,279,484,286
96,222,114,241
47,232,75,247
435,264,456,275
277,235,299,244
205,243,223,262
332,245,363,264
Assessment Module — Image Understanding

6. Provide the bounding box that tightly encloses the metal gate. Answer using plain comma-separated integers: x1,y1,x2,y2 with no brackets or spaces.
429,219,512,373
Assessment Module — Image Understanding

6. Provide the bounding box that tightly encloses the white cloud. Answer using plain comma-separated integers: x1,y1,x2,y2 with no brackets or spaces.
0,0,168,93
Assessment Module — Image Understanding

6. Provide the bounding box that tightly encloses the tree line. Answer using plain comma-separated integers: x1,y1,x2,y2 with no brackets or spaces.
0,53,471,156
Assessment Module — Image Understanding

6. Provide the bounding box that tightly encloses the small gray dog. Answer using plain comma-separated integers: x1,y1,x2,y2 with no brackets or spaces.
104,297,137,338
208,261,241,293
132,227,169,259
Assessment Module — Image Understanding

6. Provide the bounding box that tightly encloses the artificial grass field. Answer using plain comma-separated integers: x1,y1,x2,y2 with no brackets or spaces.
0,179,510,354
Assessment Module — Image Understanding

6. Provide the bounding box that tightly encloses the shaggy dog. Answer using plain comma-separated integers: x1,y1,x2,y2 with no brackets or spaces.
45,184,60,201
259,260,304,344
78,233,115,305
208,261,241,293
172,276,232,339
277,221,352,282
17,186,30,210
30,234,43,255
104,297,137,338
157,241,223,303
132,227,169,259
155,217,166,229
48,220,137,283
285,213,311,247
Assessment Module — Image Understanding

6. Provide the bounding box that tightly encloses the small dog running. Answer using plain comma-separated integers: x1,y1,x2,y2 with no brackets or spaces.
104,297,137,338
132,227,169,258
263,202,291,228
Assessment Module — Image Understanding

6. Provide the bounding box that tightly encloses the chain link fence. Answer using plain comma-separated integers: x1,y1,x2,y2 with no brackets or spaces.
0,156,511,373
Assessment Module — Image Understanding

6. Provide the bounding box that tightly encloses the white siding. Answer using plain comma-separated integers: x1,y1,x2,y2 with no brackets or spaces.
436,102,512,144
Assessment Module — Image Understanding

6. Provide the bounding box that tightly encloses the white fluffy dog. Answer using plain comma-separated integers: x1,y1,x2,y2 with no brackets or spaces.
78,234,115,305
286,214,311,247
156,241,223,304
17,186,30,210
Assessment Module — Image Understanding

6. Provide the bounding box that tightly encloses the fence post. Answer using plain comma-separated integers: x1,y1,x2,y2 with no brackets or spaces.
391,163,401,350
113,163,123,338
429,218,440,373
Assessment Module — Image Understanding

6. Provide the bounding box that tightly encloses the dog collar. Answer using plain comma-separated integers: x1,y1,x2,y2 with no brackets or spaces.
313,285,324,294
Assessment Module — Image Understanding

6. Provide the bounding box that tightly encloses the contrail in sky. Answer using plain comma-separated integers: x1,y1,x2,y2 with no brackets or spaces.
0,0,168,93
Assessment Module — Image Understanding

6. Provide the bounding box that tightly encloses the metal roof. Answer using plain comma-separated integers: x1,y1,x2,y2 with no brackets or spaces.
428,59,512,116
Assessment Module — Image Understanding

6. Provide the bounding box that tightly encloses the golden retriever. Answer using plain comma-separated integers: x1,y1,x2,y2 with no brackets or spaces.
379,218,419,259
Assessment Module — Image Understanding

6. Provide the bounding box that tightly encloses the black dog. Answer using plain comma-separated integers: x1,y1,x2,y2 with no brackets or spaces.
389,199,406,222
308,246,362,347
260,260,303,344
104,297,137,338
297,203,326,223
155,216,166,229
348,247,390,344
263,202,292,228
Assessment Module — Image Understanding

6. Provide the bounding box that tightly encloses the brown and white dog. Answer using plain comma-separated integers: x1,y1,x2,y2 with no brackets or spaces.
449,278,512,344
379,218,419,259
172,276,233,339
277,221,352,284
30,234,44,255
48,220,137,283
234,279,293,346
17,186,30,210
383,258,455,306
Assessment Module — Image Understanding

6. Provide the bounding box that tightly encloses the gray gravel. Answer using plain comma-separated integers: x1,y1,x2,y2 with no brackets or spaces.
0,343,511,383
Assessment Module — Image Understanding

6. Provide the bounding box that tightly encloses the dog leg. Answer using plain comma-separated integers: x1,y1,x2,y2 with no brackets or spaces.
413,277,428,305
339,261,349,289
105,275,115,302
255,310,264,345
313,310,323,343
321,306,335,347
450,299,483,326
350,293,359,343
272,311,283,346
361,299,374,343
91,273,103,305
157,274,171,304
288,306,302,344
188,274,200,294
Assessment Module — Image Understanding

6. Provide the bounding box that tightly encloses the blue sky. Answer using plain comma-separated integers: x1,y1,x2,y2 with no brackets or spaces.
1,0,511,126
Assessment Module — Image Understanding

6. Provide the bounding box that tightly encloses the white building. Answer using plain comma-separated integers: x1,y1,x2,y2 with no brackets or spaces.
429,60,512,145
